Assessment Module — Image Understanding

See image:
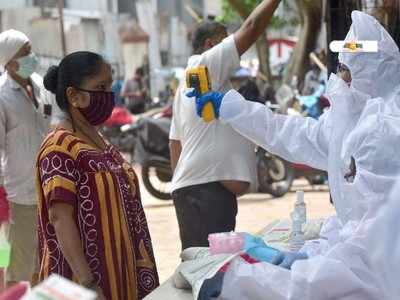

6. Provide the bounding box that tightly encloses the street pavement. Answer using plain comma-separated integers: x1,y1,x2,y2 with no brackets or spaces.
135,165,335,283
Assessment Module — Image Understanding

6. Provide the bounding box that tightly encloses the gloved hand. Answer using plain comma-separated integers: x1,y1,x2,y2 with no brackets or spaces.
270,251,308,270
186,90,225,119
242,234,308,269
242,233,282,263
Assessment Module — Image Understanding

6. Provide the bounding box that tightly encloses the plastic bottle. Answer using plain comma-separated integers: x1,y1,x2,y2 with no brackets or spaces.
290,191,307,251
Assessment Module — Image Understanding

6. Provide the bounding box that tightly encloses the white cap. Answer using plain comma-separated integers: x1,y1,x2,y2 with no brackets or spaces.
0,29,29,66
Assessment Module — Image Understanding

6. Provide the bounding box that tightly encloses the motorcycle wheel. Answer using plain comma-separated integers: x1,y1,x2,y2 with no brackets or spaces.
257,151,295,198
142,161,172,200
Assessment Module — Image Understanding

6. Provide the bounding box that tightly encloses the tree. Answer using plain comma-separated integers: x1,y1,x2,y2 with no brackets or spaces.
363,0,400,47
221,0,321,85
283,0,322,84
327,0,400,73
221,0,271,83
220,0,296,83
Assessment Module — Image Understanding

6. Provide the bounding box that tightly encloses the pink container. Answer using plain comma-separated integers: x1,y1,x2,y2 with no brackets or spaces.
208,232,245,255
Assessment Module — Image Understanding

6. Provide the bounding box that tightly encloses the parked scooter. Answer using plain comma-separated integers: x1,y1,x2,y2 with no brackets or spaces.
122,104,173,200
101,106,136,153
257,148,327,197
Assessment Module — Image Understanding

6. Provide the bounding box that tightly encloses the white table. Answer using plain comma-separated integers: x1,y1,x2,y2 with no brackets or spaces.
144,278,192,300
144,219,320,300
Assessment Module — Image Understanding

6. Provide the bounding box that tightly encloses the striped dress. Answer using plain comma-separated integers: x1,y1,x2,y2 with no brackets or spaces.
36,128,159,299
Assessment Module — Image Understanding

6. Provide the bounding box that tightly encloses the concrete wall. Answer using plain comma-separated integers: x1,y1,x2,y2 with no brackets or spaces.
169,17,189,67
122,42,147,79
0,6,40,33
0,0,28,10
204,0,222,17
65,0,106,12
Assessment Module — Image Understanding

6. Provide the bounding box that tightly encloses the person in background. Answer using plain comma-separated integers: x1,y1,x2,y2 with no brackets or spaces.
121,67,147,114
302,58,321,95
37,51,159,300
111,69,124,107
231,68,263,104
169,0,282,251
0,29,57,286
141,54,150,93
302,50,328,96
262,81,276,104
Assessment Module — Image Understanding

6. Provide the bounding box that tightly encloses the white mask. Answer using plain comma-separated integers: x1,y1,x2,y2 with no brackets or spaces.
16,53,38,79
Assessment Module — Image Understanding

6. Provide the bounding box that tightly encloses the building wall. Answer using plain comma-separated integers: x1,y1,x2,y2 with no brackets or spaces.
122,42,147,79
0,7,41,39
0,0,28,10
65,0,106,12
118,0,136,15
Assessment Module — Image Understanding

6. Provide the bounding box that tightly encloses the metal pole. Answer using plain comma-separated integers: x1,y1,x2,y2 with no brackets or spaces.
39,0,45,17
57,0,67,57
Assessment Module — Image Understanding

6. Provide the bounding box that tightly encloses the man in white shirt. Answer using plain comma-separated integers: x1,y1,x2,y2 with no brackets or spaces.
169,0,282,250
0,29,57,285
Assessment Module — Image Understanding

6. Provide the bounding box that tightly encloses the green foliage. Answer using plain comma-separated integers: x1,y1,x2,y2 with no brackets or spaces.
218,0,298,30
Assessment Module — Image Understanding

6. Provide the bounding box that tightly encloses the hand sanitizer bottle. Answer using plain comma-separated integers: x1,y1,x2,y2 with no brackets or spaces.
290,191,307,251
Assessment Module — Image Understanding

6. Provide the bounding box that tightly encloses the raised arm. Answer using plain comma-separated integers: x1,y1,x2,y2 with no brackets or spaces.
188,89,331,170
233,0,282,56
219,90,330,170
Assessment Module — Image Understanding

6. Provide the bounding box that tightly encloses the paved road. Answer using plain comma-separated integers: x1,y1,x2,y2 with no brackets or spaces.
135,165,335,283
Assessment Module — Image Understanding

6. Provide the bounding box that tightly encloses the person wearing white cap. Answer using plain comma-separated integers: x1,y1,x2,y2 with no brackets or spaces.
0,29,56,285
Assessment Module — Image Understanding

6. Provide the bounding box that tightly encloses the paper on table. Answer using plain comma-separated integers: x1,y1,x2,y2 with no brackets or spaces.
21,274,97,300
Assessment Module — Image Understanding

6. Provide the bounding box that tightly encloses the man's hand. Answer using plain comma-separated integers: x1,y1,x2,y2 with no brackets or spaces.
234,0,282,56
186,90,225,119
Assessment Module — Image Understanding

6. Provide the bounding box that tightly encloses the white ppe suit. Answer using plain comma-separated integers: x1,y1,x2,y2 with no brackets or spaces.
218,99,400,300
219,10,400,226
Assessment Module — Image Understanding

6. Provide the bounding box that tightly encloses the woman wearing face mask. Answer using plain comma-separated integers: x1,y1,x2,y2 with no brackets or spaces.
36,51,159,300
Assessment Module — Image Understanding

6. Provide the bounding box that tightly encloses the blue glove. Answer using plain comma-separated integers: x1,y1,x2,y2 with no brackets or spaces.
242,233,282,263
271,251,308,270
186,90,225,119
241,233,308,269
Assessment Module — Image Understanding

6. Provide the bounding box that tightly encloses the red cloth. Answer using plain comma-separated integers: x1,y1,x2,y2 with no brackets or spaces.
103,107,133,127
0,188,9,223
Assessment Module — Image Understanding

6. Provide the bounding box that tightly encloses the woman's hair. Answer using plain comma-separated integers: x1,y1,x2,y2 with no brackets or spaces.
43,51,105,111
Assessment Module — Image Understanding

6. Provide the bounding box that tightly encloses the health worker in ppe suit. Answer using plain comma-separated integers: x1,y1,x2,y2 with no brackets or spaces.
217,109,400,300
189,10,400,236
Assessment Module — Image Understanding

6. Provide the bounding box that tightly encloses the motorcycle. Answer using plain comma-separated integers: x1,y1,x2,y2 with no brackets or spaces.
257,148,327,197
256,96,328,198
101,106,136,153
122,104,173,200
